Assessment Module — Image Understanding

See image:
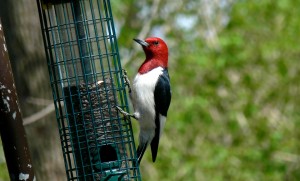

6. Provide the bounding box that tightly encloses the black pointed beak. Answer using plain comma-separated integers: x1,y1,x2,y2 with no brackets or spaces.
133,38,149,47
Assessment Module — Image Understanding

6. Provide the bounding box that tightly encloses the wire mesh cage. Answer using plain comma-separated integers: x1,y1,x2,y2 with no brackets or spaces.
36,0,141,180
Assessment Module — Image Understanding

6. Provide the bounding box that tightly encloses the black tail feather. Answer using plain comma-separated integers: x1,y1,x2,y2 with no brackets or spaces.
150,131,160,162
137,142,148,164
150,112,161,163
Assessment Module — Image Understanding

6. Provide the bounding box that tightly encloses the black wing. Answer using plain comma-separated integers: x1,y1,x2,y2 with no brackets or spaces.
151,69,172,162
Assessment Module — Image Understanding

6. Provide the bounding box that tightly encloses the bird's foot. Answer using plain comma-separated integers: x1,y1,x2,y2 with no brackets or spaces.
122,69,132,93
116,106,138,120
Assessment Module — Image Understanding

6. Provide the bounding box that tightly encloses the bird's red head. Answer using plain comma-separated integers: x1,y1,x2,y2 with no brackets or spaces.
134,37,169,74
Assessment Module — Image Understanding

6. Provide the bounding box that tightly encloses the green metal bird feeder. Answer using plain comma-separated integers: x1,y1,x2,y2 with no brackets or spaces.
36,0,141,180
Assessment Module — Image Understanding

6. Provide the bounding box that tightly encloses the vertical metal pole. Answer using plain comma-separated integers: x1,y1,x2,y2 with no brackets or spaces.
73,0,92,84
0,19,35,181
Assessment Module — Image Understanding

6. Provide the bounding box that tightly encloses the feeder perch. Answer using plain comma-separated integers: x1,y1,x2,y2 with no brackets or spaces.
36,0,141,180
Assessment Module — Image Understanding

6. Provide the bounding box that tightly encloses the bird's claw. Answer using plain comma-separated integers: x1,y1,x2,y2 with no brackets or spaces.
122,69,132,93
116,106,137,120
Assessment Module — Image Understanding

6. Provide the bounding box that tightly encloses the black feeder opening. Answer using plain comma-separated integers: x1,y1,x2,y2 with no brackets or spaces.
36,0,141,180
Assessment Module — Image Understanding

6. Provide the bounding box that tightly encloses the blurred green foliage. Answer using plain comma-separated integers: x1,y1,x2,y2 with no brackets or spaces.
114,0,300,180
0,143,9,181
1,0,300,180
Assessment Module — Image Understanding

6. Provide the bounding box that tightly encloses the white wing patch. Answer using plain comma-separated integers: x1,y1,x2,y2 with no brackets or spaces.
159,114,167,137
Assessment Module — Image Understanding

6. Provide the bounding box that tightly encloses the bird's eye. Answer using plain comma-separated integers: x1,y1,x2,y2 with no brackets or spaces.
154,41,159,45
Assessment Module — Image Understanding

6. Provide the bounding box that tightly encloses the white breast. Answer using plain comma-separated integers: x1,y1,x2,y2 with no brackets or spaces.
131,67,164,132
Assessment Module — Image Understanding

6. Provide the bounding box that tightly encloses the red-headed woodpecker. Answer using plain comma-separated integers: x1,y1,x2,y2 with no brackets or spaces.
130,37,172,164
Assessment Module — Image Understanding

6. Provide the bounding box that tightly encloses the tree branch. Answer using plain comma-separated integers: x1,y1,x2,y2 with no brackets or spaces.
23,103,56,126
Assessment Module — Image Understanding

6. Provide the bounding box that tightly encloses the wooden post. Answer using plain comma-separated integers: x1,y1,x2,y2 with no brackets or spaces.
0,18,35,181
